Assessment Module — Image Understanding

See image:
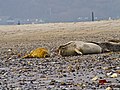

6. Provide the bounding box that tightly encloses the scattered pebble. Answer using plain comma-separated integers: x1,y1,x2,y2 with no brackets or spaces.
0,36,120,90
106,87,112,90
92,76,98,81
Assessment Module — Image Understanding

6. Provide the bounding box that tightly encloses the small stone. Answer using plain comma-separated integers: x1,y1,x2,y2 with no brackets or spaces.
17,54,21,58
81,83,86,87
99,79,107,85
15,88,22,90
116,70,120,74
40,75,46,78
92,76,98,81
49,80,57,85
106,72,112,76
63,74,67,77
8,49,12,52
102,66,115,70
60,82,67,85
110,73,118,78
67,65,73,72
27,61,32,65
116,67,120,69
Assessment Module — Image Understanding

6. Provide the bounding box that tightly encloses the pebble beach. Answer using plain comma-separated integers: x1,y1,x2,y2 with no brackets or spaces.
0,20,120,90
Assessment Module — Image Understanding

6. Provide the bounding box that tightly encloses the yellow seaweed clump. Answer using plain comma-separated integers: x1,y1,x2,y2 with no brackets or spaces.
23,48,50,58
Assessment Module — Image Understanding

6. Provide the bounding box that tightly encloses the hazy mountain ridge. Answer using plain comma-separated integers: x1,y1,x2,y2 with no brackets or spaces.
0,0,120,21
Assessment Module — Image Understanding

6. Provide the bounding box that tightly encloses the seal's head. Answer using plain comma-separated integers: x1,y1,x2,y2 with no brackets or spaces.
23,48,50,58
56,45,67,56
56,45,78,56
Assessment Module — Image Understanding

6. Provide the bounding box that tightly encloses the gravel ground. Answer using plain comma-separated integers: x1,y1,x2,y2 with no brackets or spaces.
0,20,120,90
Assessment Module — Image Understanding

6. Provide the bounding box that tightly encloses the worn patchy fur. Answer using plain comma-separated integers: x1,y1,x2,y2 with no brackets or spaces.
23,48,50,58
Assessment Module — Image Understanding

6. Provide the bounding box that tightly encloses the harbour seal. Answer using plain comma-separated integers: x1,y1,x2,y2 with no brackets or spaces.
56,41,102,56
22,48,50,58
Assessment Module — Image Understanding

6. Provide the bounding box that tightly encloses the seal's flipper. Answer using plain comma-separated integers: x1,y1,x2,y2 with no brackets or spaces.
22,54,32,58
74,48,83,55
103,49,110,53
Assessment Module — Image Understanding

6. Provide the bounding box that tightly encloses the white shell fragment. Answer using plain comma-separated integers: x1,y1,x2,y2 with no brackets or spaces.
106,72,112,76
91,76,98,81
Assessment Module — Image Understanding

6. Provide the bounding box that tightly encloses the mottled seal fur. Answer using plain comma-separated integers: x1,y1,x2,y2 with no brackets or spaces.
93,41,120,52
23,48,50,58
57,41,102,56
108,39,120,43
